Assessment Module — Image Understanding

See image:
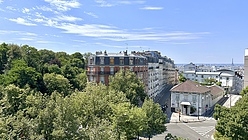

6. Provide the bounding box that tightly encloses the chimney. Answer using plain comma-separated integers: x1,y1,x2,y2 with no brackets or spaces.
124,50,128,56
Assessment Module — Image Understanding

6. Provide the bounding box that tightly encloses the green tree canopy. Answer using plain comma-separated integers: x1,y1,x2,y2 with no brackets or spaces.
214,92,248,139
4,60,41,89
43,73,71,96
109,70,147,106
178,73,187,83
141,98,167,140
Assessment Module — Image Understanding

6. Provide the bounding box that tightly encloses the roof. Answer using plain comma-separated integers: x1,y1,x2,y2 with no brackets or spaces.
170,80,210,94
184,71,196,74
208,85,225,96
196,72,221,75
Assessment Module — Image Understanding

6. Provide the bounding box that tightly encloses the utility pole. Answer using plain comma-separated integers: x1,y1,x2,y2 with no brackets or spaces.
179,111,181,122
230,93,231,108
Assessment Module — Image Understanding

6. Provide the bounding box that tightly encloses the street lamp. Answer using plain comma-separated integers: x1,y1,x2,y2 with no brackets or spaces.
198,95,204,120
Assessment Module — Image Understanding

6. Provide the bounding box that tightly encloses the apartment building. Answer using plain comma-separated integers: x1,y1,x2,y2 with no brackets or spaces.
183,63,243,94
87,50,148,86
138,51,176,99
87,50,176,100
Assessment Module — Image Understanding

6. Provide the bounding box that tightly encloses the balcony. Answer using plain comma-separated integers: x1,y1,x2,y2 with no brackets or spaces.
87,71,96,75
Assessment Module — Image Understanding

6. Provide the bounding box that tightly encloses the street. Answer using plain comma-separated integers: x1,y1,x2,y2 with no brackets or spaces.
151,119,216,140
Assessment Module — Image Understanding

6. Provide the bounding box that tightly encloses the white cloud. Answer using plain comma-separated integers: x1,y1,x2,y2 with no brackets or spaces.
0,0,3,4
44,0,81,11
22,8,30,13
36,6,53,12
118,0,145,5
84,12,98,18
6,6,17,11
95,0,145,7
9,18,36,26
19,38,34,41
49,22,208,42
95,0,114,7
140,6,164,10
54,15,82,22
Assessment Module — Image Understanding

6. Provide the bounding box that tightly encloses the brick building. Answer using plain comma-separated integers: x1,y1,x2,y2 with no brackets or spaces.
87,50,148,86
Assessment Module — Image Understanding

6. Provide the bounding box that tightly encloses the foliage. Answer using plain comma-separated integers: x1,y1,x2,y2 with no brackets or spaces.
178,73,187,83
190,106,196,114
4,60,41,89
141,98,167,140
240,86,248,96
202,78,221,86
43,73,71,96
165,133,189,140
0,43,169,140
214,91,248,139
109,70,147,106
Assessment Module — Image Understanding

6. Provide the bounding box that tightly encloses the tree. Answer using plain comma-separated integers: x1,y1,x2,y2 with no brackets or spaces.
20,45,40,70
0,43,9,74
202,78,221,86
4,60,41,89
178,73,187,83
71,52,85,68
165,133,189,140
141,99,167,140
43,73,71,96
109,70,147,106
214,91,248,139
240,86,248,96
73,72,87,91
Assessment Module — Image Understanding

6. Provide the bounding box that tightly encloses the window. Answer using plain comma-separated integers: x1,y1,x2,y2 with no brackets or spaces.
110,67,114,74
184,95,188,101
100,67,104,74
130,66,133,71
176,94,180,101
201,75,204,78
120,57,124,65
110,57,114,65
89,57,94,64
90,76,93,82
100,57,104,64
100,76,105,84
227,77,229,80
130,58,133,65
192,95,197,103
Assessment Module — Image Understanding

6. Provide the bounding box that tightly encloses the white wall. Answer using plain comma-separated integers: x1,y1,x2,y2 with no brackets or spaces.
171,91,212,115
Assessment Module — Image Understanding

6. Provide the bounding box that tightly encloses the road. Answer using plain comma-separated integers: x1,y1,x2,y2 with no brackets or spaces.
151,119,216,140
223,94,241,108
154,84,174,116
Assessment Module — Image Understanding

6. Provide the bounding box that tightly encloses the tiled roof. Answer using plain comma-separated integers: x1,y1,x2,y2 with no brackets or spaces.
170,80,210,93
208,85,225,96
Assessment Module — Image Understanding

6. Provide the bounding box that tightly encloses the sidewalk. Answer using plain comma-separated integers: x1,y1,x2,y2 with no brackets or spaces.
169,112,208,123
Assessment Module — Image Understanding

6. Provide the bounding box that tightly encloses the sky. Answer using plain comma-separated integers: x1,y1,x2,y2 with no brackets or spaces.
0,0,248,64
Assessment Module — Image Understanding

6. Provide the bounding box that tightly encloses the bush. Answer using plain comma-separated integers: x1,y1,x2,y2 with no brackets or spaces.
190,106,196,114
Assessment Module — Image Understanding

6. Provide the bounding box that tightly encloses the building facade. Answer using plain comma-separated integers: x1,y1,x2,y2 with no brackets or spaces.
170,80,224,116
87,50,176,100
87,50,148,86
170,80,212,115
244,49,248,88
183,63,243,94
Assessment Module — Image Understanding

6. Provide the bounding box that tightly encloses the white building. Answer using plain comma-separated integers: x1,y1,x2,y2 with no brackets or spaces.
170,80,212,115
142,51,176,100
208,85,225,105
171,80,225,116
147,63,160,98
183,69,243,94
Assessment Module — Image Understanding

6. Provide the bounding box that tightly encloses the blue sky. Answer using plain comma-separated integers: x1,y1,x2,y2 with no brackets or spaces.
0,0,247,64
